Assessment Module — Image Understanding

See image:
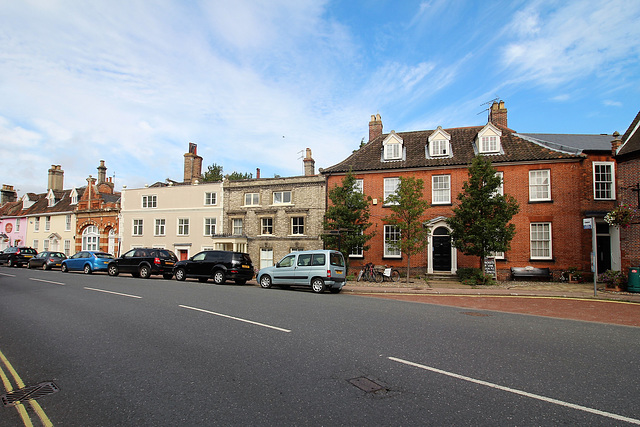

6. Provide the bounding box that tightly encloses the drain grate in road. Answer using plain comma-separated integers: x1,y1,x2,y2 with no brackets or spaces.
461,311,491,317
348,377,386,393
1,381,59,407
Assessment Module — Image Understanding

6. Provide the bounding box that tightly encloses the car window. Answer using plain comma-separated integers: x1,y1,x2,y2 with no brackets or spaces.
330,252,344,267
158,250,175,259
24,248,37,254
123,250,136,258
312,254,326,266
297,254,312,266
193,252,206,261
95,253,114,259
278,254,295,268
53,252,65,258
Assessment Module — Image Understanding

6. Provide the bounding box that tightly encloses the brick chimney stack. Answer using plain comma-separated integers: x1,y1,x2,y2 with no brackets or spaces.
489,101,508,128
303,148,315,176
1,184,17,205
47,165,64,191
184,143,203,184
256,168,261,179
369,114,383,141
97,160,107,185
611,131,622,155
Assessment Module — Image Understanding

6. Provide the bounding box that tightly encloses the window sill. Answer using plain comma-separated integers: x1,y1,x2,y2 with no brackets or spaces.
431,202,452,206
383,255,402,259
528,199,553,204
528,258,555,262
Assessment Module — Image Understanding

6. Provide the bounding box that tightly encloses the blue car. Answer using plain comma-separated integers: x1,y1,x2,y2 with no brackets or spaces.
61,251,114,274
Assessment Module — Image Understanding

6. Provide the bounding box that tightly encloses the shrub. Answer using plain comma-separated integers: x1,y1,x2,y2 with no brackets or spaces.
457,267,496,286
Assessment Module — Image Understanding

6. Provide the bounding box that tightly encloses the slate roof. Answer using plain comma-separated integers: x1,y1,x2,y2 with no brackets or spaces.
323,125,582,174
618,110,640,157
517,133,614,153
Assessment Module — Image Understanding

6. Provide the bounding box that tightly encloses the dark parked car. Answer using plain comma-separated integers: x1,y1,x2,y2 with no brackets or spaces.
61,251,114,274
0,246,37,267
108,248,178,279
173,250,254,284
27,251,67,270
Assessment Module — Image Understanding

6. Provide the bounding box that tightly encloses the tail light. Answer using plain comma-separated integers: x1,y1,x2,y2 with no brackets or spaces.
48,258,55,262
16,248,20,254
327,269,331,278
154,257,161,265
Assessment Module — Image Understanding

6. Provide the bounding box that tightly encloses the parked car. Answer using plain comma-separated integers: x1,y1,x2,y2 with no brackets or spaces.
27,251,67,270
61,251,114,274
173,250,254,284
0,246,37,267
108,248,178,279
256,249,346,293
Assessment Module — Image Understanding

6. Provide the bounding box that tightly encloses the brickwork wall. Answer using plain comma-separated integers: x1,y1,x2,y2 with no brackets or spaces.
328,155,616,279
617,156,640,269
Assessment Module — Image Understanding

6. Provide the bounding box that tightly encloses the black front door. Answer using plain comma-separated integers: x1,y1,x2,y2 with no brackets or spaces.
433,227,451,272
597,235,611,274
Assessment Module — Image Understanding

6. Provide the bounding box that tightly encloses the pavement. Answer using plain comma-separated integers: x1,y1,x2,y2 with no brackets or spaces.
340,278,640,327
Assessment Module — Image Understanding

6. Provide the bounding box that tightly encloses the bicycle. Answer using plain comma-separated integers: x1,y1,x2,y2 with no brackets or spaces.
377,265,400,282
357,262,382,282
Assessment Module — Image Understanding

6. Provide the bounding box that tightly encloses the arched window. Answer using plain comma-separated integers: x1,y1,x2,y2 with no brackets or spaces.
82,226,99,251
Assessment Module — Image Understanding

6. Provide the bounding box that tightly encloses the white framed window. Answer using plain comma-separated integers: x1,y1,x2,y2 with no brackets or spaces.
155,219,165,236
384,225,401,257
432,175,451,204
291,217,304,235
430,139,449,157
47,193,55,207
204,218,217,236
82,226,99,251
45,216,51,231
204,192,217,206
480,136,499,153
384,177,400,204
71,192,78,205
273,191,291,204
65,214,72,231
350,231,364,258
244,193,260,206
232,218,243,235
15,218,20,232
142,195,157,208
261,217,273,235
354,179,364,193
43,239,49,251
593,162,615,200
529,170,551,201
34,217,40,232
493,171,504,197
530,222,552,259
64,239,71,256
384,142,402,160
133,219,143,236
33,239,38,250
178,218,190,236
260,248,274,269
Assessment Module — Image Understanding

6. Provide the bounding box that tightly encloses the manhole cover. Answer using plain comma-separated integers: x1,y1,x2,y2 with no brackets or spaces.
348,377,385,393
1,382,59,407
461,311,491,317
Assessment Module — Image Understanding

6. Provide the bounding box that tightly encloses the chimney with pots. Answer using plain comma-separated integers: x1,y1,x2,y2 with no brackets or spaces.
97,160,107,185
47,165,64,191
183,143,203,184
369,113,383,141
611,131,622,155
303,148,315,176
1,184,17,205
256,168,261,179
488,100,508,128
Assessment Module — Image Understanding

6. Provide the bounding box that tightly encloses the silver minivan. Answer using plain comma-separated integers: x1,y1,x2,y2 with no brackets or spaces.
256,250,346,293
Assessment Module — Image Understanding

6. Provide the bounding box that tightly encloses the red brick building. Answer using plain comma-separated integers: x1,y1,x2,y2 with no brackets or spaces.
322,102,619,280
616,110,640,271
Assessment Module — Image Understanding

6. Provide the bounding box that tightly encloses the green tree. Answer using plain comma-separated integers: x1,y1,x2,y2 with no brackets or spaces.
383,176,430,282
227,171,253,180
201,163,224,182
322,171,374,272
446,155,520,280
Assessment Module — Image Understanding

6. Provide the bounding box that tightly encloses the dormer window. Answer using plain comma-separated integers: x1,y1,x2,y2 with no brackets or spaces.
427,127,452,158
382,132,404,161
47,192,55,207
431,140,448,156
70,189,78,205
477,123,502,154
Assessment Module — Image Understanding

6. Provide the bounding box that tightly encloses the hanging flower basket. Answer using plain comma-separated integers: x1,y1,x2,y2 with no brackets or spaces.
604,204,636,228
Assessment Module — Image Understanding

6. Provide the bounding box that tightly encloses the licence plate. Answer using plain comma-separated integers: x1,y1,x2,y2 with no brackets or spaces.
166,261,174,266
54,263,61,267
336,269,343,274
242,265,250,269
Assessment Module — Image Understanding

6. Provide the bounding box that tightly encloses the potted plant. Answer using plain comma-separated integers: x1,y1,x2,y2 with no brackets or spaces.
561,267,582,283
598,269,626,292
604,204,636,228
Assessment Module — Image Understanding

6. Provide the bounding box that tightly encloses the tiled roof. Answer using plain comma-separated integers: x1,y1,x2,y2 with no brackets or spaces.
323,125,582,173
24,189,79,215
618,110,640,157
0,200,24,217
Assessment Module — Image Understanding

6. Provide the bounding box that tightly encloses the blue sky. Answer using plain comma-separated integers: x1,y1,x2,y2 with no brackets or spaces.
1,0,639,195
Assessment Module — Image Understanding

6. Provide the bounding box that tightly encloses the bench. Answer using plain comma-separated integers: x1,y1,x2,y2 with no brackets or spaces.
510,267,552,281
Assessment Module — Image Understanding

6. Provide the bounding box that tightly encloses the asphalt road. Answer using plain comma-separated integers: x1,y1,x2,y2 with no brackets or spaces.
1,267,639,426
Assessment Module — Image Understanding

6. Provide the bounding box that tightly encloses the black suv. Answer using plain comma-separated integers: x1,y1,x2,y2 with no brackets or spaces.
108,248,178,279
0,247,37,267
173,250,254,284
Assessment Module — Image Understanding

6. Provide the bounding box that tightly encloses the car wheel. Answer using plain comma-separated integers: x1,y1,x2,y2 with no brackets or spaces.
311,278,325,293
61,264,68,273
83,264,92,274
235,279,246,285
108,264,119,276
175,268,186,281
329,287,342,294
163,273,173,280
198,277,208,283
7,258,14,267
259,275,272,289
26,262,31,269
213,270,226,284
43,263,49,271
139,265,151,279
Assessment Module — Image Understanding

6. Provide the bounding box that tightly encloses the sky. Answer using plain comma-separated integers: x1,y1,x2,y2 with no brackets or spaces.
1,0,640,195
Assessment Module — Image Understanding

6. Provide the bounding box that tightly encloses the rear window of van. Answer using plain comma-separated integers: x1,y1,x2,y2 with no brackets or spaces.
330,252,344,267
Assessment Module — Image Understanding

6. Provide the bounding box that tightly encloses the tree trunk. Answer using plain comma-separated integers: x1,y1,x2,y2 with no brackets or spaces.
406,254,411,283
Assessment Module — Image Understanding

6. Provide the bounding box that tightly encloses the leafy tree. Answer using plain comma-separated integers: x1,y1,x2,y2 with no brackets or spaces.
446,155,520,281
383,176,430,282
227,171,253,180
322,171,374,271
201,163,224,182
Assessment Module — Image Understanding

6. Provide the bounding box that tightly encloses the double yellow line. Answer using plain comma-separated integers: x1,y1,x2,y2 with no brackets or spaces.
0,349,53,427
